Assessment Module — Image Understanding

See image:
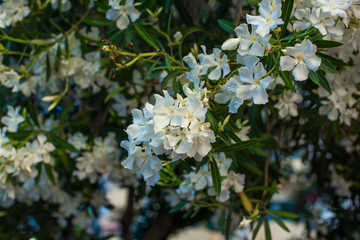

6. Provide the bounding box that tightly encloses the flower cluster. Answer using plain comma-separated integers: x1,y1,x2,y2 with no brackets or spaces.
121,86,215,185
166,153,245,207
0,0,30,29
74,132,121,183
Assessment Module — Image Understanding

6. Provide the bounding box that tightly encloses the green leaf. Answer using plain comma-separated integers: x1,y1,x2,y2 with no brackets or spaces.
248,145,268,157
45,164,56,184
83,18,113,26
245,0,261,7
93,0,110,14
209,153,222,196
134,23,159,50
161,69,184,87
46,53,51,82
190,207,201,218
270,215,290,232
217,19,236,35
169,200,187,213
27,101,39,126
7,131,34,141
309,70,319,85
213,139,260,152
46,133,80,153
145,58,161,80
316,52,347,66
314,40,343,48
0,211,7,217
55,148,70,168
278,71,296,92
165,54,171,71
252,216,264,240
60,102,74,123
30,39,53,45
317,70,332,94
319,57,338,73
268,209,299,219
280,0,294,37
264,218,272,240
206,111,218,135
104,87,126,103
214,138,260,152
308,30,323,42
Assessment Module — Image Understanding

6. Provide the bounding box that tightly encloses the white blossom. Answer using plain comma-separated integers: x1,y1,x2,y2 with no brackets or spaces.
274,91,303,118
106,0,141,30
222,24,271,57
237,62,274,104
246,0,284,37
1,106,25,132
280,40,321,81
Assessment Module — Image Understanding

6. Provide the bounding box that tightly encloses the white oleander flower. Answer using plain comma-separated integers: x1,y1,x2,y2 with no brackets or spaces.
198,48,230,80
68,132,88,151
0,69,21,92
222,171,245,193
106,0,141,30
36,135,55,164
214,75,244,113
222,24,271,57
189,165,213,190
236,54,260,69
213,153,232,176
246,0,284,37
237,62,274,104
0,128,9,148
316,0,353,19
293,8,341,37
280,40,321,81
183,52,207,76
274,91,303,118
1,106,25,132
0,0,30,28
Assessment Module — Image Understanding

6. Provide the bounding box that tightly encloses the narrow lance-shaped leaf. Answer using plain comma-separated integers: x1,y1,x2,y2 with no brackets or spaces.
83,18,113,26
314,40,343,48
217,19,236,35
46,53,51,82
45,164,56,184
27,101,39,126
279,71,296,92
252,216,264,240
280,0,295,37
134,23,159,50
206,111,218,135
317,70,332,94
264,218,272,240
268,209,299,219
317,52,348,66
169,200,187,213
209,153,222,196
319,57,338,73
213,139,260,152
46,133,80,153
269,215,290,232
309,70,319,85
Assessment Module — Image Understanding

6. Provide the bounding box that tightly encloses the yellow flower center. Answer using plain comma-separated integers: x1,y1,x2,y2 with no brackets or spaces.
251,36,257,42
296,55,303,62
